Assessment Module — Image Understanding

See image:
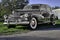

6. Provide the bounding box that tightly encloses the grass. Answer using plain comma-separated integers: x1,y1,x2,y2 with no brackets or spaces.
56,20,60,24
0,22,30,35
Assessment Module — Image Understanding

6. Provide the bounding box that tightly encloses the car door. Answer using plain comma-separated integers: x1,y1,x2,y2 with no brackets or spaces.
45,5,52,21
40,5,50,22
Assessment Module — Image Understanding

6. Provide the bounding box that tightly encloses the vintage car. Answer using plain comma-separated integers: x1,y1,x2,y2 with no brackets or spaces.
3,4,57,29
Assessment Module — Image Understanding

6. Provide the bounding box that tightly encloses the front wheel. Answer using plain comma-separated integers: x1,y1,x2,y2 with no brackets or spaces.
29,17,38,30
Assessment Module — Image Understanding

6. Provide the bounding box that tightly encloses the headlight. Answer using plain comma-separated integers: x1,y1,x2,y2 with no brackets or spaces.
12,10,15,14
4,15,7,19
8,15,13,18
24,14,28,17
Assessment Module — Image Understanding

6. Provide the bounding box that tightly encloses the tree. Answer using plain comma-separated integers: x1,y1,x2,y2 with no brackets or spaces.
52,6,60,9
0,0,29,21
15,0,29,9
55,6,60,9
0,0,29,17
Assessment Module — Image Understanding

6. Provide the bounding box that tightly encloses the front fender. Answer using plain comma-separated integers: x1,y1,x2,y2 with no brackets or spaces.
31,14,44,21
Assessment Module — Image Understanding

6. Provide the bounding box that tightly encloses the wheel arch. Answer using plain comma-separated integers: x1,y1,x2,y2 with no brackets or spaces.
31,15,38,21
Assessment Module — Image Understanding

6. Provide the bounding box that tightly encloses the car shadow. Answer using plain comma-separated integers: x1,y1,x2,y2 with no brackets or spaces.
17,24,60,31
36,24,60,31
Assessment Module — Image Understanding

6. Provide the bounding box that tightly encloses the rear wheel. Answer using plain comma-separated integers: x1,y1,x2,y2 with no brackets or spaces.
50,21,56,26
50,14,56,26
29,17,38,30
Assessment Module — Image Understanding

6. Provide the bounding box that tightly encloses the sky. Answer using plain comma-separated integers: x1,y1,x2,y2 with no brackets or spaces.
29,0,60,7
0,0,60,7
0,0,1,2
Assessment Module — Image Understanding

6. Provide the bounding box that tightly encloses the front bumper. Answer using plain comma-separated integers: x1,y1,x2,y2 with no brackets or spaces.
3,21,29,25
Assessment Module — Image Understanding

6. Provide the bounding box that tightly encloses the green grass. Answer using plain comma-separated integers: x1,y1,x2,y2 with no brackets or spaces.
0,22,30,35
56,20,60,24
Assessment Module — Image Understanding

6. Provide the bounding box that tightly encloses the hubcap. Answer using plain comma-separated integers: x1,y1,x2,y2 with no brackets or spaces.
30,18,37,29
52,22,56,25
31,20,35,26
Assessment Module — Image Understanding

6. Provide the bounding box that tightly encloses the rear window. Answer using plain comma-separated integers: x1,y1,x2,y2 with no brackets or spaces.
23,5,31,9
46,5,52,12
32,6,39,9
40,5,46,11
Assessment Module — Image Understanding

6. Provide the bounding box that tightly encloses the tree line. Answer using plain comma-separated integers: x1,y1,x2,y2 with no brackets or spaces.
52,6,60,10
0,0,29,21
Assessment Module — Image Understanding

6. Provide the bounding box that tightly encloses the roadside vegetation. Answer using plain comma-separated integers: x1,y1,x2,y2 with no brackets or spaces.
0,22,30,35
56,20,60,24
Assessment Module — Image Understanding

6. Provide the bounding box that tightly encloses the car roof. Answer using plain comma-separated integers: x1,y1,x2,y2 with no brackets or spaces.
24,4,51,9
30,4,49,6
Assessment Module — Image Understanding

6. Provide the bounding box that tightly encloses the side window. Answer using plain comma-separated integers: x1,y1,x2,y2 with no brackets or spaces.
46,6,51,12
24,5,31,9
40,5,50,17
40,5,46,11
32,6,39,9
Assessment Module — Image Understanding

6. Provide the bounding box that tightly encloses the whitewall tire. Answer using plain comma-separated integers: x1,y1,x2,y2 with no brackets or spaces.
29,17,38,30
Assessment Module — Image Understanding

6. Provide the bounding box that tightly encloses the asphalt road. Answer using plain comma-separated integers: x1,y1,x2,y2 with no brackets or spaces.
0,24,60,40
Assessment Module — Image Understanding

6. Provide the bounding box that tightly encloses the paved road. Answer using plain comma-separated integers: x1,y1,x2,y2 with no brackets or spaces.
0,24,60,40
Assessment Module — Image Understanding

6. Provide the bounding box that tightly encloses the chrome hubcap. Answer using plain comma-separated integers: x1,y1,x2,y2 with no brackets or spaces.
30,18,37,29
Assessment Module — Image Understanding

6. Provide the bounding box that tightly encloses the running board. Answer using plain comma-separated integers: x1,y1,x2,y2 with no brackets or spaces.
38,21,50,24
3,21,29,25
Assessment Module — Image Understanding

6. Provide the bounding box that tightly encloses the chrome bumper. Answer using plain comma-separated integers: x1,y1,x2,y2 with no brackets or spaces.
3,21,29,25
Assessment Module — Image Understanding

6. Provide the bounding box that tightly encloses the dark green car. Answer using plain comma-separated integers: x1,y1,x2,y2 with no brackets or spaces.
4,4,57,29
